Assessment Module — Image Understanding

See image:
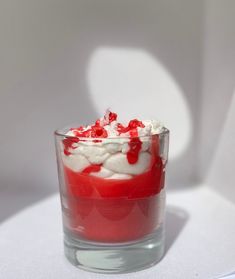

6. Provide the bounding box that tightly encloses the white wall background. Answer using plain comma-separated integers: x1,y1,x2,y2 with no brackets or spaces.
200,0,235,203
0,0,234,222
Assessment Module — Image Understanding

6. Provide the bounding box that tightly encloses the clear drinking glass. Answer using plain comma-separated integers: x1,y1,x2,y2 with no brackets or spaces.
54,126,169,273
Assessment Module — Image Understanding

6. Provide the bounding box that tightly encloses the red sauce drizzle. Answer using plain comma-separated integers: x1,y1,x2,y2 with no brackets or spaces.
127,137,142,164
82,164,102,174
117,119,145,164
62,137,79,156
63,113,145,165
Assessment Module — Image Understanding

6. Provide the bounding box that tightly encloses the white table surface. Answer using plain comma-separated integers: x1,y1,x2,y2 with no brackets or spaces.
0,185,235,279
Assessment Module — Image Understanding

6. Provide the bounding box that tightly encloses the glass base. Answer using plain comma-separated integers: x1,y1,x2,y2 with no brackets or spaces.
64,225,165,274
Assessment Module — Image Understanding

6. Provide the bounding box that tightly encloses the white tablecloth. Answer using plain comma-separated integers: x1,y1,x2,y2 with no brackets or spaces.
0,185,235,279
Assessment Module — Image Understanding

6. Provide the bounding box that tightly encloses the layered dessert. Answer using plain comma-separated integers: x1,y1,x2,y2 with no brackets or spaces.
60,110,167,243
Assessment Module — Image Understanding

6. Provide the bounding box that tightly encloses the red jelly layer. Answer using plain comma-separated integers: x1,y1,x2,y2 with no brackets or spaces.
63,155,165,242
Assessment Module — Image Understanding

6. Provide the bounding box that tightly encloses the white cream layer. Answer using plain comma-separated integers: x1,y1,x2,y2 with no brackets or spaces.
62,120,163,178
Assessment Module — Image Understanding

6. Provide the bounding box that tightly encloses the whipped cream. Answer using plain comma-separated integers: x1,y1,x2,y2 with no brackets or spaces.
61,110,164,178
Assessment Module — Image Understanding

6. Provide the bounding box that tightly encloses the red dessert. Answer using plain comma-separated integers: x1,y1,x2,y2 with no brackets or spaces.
61,111,166,242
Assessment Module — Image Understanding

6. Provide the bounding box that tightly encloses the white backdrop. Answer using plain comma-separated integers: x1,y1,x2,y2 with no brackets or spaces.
0,0,234,215
199,0,235,204
0,1,235,278
0,0,204,221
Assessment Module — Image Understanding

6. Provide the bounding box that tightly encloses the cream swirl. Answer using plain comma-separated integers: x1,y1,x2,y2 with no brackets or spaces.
61,110,163,178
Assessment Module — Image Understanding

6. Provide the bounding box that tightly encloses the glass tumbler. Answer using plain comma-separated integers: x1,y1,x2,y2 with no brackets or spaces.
54,126,169,273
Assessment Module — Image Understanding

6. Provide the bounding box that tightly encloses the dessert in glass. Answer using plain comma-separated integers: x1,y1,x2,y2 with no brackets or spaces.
54,110,169,273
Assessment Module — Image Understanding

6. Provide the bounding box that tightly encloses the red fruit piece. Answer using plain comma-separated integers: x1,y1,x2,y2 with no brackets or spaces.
104,110,118,124
117,123,129,134
108,111,117,122
72,128,92,137
128,119,145,129
90,125,108,138
117,119,145,135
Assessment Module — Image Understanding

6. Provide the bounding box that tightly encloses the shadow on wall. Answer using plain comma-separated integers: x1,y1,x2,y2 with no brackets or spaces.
0,0,203,222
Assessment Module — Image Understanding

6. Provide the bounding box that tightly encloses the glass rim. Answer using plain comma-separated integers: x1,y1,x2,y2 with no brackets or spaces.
54,126,169,140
